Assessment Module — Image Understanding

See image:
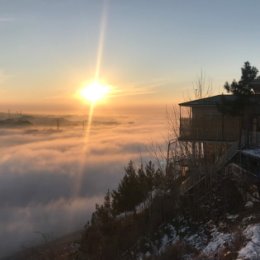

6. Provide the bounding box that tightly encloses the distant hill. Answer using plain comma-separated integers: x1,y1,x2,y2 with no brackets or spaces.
0,118,32,127
0,112,121,128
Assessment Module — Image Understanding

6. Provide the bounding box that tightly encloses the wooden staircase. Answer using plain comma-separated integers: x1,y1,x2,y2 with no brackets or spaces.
180,142,239,195
214,142,239,173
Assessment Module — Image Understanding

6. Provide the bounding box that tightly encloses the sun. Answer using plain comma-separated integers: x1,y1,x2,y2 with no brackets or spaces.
79,81,109,103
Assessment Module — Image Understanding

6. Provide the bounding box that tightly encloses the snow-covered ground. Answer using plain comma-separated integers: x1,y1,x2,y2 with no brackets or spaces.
238,224,260,260
242,149,260,159
136,214,260,260
201,226,232,256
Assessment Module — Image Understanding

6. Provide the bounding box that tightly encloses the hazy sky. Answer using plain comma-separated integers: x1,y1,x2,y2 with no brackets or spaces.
1,0,260,112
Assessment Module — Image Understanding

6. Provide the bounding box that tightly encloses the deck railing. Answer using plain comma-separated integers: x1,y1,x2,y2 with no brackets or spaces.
179,117,240,142
248,131,260,147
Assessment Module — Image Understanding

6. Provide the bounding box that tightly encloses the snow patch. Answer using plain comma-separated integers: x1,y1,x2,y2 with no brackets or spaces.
238,224,260,260
226,213,239,221
245,201,254,209
242,149,260,159
202,227,232,256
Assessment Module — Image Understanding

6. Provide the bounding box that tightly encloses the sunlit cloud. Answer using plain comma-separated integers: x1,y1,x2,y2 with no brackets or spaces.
111,86,156,97
110,79,168,98
0,113,166,257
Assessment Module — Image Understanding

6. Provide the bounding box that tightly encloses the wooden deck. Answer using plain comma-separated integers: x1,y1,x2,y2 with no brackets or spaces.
179,117,240,142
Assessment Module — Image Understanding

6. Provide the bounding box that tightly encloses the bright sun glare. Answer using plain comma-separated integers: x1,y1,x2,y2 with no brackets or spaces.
80,81,109,103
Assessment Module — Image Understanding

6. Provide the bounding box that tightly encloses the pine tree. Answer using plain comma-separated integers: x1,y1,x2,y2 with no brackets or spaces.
224,61,258,95
112,161,149,214
145,161,155,190
154,168,164,188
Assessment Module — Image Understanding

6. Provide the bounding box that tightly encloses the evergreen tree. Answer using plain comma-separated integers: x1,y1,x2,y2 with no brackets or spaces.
112,161,143,214
145,161,155,190
82,190,118,260
154,168,164,188
79,160,172,260
112,161,157,215
224,61,258,95
137,164,148,200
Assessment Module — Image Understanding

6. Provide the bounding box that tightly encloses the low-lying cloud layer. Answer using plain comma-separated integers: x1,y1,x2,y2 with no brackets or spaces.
0,113,166,257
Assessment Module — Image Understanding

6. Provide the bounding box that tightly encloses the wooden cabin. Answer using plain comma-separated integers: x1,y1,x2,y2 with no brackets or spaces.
179,95,239,142
178,93,260,166
174,81,260,196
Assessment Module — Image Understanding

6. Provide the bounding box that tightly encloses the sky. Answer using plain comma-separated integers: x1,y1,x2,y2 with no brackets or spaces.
1,0,260,113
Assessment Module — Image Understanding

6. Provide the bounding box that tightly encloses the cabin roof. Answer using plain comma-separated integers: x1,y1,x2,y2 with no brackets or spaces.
179,95,233,107
179,94,260,107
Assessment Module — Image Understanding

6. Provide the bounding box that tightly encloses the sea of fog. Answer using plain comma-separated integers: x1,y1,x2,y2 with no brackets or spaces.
0,109,169,257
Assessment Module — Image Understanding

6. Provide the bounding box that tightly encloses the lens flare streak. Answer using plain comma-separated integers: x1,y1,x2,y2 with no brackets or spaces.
72,0,109,201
